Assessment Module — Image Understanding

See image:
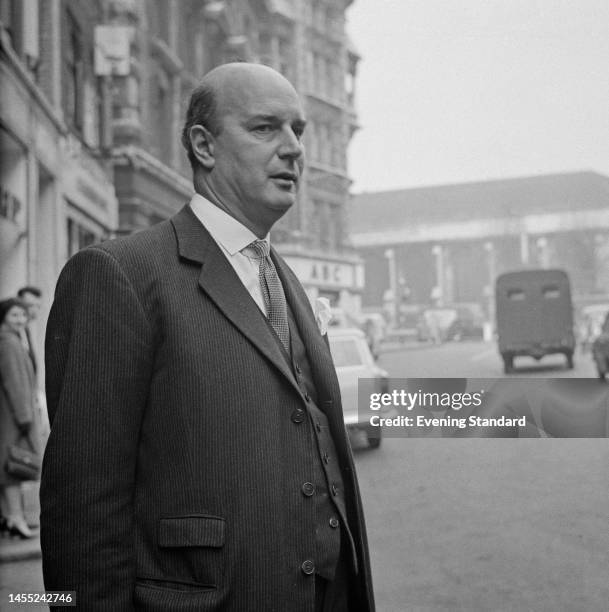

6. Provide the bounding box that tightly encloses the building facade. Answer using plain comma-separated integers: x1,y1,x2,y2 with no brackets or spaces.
350,172,609,323
1,0,363,379
0,0,118,376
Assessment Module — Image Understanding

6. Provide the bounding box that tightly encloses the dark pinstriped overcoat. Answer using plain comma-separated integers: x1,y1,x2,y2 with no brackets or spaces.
40,205,374,612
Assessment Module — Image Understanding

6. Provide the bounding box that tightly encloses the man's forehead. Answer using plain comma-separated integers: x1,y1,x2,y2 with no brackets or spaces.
215,68,304,119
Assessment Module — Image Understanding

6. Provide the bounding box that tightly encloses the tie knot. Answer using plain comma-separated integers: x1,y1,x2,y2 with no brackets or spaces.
243,239,270,260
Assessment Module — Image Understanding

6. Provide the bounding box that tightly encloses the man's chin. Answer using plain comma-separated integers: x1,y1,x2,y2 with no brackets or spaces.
268,195,296,214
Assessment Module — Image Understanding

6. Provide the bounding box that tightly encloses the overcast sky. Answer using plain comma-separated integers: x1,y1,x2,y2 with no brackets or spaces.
346,0,609,193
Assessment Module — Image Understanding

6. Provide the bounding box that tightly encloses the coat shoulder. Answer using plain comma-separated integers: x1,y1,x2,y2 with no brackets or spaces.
63,219,179,284
94,219,176,264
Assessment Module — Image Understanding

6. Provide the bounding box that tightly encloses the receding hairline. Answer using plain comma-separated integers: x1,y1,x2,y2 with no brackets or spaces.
199,62,300,112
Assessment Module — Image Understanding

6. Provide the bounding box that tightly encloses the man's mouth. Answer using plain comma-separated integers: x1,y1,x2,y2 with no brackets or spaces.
271,172,298,185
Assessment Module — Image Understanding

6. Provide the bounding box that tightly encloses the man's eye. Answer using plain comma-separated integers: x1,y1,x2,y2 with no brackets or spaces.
254,125,274,133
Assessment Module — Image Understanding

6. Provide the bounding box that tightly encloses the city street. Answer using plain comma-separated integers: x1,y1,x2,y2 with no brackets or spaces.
378,339,596,379
353,435,609,612
349,339,608,611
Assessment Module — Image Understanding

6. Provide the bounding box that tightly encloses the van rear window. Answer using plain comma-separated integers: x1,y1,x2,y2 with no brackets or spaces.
542,286,560,298
507,289,525,300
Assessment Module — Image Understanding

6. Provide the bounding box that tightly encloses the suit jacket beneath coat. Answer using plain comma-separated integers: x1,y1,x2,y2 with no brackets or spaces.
40,205,374,612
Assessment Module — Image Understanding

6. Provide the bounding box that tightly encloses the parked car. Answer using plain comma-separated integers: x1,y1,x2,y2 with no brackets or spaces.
327,328,389,448
591,313,609,379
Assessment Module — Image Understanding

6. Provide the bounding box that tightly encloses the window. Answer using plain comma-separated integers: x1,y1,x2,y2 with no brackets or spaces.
149,66,172,165
61,4,102,145
0,0,16,45
1,0,39,69
542,286,560,299
62,9,83,131
66,217,101,257
278,38,292,80
507,289,525,301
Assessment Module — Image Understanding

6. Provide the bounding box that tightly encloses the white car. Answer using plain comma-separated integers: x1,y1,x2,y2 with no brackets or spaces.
328,327,389,448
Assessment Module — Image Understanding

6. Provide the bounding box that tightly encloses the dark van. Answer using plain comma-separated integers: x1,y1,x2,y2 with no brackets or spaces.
495,269,575,373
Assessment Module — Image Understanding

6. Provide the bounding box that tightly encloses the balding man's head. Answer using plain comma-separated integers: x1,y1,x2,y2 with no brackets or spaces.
181,63,300,172
181,62,305,237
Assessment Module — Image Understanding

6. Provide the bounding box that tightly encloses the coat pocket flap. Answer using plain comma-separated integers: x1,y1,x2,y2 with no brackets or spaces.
158,515,225,548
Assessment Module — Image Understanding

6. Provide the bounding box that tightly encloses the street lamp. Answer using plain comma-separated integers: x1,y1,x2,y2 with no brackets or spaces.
484,241,496,338
431,244,444,306
384,248,398,327
536,236,549,268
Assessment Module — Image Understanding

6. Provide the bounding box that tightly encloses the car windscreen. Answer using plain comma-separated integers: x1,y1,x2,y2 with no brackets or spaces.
329,338,364,368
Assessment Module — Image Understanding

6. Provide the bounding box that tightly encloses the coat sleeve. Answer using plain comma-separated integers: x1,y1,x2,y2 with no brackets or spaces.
40,246,154,610
0,337,34,427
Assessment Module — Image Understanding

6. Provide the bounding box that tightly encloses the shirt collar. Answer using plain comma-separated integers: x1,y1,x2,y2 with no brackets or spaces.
189,193,270,255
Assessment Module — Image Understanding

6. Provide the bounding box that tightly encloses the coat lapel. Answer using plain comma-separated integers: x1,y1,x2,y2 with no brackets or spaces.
171,206,299,392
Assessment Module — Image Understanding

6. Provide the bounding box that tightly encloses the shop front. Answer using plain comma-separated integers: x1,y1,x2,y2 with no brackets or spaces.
280,249,365,317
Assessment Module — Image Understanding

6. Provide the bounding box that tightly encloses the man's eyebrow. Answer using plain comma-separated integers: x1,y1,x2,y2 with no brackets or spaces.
247,114,307,127
247,114,280,123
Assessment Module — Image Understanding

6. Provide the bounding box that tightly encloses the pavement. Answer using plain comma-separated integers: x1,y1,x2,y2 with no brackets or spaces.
0,482,41,563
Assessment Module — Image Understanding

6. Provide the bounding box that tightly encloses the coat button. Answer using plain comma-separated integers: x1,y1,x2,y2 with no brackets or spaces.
295,363,302,374
331,484,338,497
301,560,315,575
304,392,311,402
315,421,322,432
323,452,329,464
329,517,339,529
301,482,315,497
291,409,305,423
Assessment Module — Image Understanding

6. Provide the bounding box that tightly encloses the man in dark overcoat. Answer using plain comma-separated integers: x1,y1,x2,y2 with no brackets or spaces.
41,62,374,611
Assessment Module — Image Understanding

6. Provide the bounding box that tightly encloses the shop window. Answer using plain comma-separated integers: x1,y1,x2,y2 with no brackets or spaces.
0,127,27,229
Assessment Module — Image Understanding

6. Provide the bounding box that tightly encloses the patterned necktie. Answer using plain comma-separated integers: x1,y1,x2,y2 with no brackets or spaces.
242,240,290,351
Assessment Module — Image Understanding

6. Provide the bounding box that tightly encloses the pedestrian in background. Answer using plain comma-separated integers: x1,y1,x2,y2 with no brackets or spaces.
17,286,42,374
16,285,49,443
0,298,40,539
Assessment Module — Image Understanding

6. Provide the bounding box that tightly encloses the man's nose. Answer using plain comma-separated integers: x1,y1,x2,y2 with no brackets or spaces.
278,126,303,159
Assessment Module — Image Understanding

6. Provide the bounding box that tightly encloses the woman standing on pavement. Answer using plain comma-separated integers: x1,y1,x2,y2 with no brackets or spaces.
0,298,40,539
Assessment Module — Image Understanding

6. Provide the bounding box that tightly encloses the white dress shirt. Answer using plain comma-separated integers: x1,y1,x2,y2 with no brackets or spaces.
189,193,269,315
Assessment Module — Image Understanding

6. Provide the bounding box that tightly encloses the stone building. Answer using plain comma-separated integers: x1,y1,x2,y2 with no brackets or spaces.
350,171,609,322
0,0,118,372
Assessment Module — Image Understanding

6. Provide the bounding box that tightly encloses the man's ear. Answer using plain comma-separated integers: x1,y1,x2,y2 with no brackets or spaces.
189,125,215,170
